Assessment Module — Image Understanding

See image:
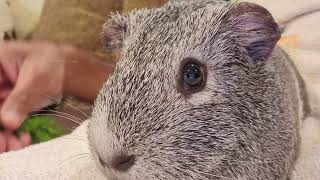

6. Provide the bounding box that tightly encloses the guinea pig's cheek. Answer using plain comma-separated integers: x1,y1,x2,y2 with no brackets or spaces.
186,90,212,104
186,76,215,105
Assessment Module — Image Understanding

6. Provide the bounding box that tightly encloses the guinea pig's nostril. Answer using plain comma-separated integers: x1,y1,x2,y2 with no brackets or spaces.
111,154,135,172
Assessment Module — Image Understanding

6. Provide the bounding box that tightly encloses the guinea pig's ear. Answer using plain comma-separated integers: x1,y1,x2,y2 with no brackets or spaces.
224,2,281,64
102,14,128,51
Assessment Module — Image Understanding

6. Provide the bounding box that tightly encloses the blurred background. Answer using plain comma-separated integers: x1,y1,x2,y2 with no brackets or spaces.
0,0,319,136
0,0,169,138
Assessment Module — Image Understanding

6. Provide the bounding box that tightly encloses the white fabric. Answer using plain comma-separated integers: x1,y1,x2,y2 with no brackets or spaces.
0,118,319,180
0,121,106,180
0,0,319,179
292,117,320,180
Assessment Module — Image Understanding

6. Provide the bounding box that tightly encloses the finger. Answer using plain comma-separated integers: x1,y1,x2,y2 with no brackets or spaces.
0,132,6,153
0,41,31,57
0,90,33,130
19,132,32,147
7,133,23,151
0,63,13,90
0,69,51,130
0,85,12,99
0,64,4,84
0,65,14,100
0,41,31,84
0,58,19,84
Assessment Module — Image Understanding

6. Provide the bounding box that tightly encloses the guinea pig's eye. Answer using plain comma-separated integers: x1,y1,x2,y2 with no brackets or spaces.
183,63,202,86
179,58,206,93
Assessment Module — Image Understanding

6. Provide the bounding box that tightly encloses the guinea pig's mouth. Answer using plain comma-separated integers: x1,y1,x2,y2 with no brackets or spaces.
102,167,133,180
91,149,135,180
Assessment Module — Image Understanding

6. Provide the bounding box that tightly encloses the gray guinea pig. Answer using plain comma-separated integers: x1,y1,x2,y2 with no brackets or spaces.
88,0,310,179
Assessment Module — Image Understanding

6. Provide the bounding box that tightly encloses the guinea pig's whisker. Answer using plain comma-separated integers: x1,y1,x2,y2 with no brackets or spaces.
276,72,320,75
61,137,87,142
226,158,285,164
48,112,83,125
43,95,90,119
59,152,92,167
26,113,83,125
35,109,84,125
68,58,115,68
50,58,115,69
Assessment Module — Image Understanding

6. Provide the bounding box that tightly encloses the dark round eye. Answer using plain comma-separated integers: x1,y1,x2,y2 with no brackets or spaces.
183,63,203,87
178,58,206,94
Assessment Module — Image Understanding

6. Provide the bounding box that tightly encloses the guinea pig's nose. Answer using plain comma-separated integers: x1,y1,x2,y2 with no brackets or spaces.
109,154,135,172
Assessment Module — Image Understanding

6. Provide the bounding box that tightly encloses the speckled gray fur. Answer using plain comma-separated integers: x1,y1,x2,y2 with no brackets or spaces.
88,1,307,179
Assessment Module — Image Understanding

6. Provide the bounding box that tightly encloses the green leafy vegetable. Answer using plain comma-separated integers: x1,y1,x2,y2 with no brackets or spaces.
18,116,66,144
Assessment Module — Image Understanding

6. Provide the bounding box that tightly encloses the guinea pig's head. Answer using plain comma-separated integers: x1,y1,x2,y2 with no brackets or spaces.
88,1,298,179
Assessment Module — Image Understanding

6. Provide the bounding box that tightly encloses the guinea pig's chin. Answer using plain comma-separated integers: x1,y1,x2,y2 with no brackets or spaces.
103,170,125,180
103,169,135,180
91,155,131,180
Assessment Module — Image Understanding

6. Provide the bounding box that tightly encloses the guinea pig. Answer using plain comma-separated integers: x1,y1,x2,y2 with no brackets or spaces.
88,0,310,179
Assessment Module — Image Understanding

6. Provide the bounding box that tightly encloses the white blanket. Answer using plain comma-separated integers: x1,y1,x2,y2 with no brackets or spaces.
0,117,319,180
0,121,105,180
0,0,320,179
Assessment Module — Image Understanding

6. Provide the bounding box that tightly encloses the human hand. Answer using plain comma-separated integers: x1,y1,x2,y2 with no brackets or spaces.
0,41,65,152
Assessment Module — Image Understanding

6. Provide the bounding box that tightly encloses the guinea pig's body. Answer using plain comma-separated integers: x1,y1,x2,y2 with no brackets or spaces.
88,1,311,179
